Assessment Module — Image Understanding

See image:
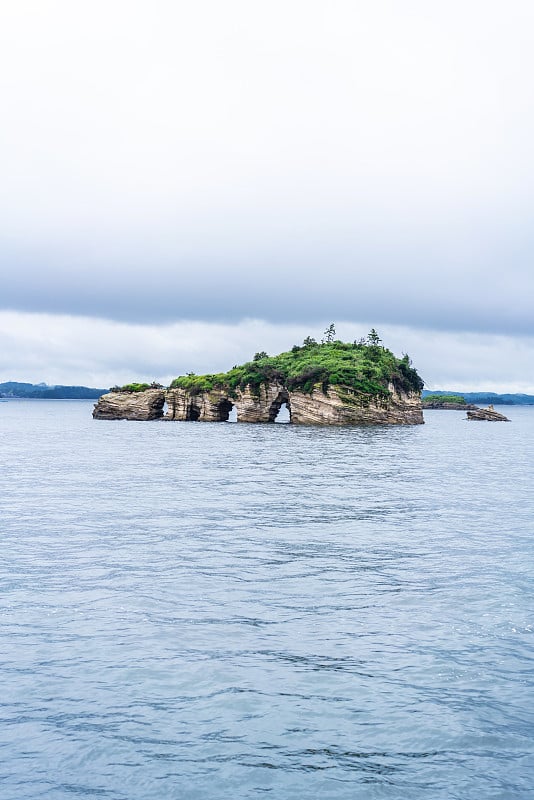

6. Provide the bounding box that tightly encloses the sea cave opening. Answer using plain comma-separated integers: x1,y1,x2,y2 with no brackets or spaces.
269,390,291,423
275,403,291,423
186,402,201,421
217,399,235,422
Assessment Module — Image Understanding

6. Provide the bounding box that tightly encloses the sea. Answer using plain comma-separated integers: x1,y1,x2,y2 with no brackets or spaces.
0,400,533,799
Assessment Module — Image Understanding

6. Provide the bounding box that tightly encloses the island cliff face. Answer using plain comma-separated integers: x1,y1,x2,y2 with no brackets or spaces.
94,382,423,425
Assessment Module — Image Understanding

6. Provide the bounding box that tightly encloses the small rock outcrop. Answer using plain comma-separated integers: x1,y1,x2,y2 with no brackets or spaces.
466,405,510,421
92,389,165,420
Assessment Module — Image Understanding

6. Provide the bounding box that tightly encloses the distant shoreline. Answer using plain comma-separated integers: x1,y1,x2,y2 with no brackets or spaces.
0,381,105,400
421,390,534,406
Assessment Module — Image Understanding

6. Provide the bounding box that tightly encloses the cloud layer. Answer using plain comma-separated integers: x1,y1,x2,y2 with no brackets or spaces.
1,1,534,336
1,311,533,393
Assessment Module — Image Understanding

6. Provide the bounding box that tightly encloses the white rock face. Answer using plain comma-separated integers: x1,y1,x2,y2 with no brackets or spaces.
289,384,423,425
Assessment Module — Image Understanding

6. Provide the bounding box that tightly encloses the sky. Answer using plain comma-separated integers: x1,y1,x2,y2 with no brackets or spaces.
1,1,533,391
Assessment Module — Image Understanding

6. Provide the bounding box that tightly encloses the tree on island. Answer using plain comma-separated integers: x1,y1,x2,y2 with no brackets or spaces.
322,323,336,344
366,328,382,347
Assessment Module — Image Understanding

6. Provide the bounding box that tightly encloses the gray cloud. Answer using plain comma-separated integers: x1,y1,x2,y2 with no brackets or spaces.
2,222,533,334
1,2,533,347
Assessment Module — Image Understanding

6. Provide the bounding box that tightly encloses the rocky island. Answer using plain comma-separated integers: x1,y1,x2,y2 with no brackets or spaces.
422,394,478,411
93,331,425,426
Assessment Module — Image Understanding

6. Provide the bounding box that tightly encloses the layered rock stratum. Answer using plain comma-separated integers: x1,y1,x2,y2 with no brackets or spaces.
93,383,423,425
93,389,165,420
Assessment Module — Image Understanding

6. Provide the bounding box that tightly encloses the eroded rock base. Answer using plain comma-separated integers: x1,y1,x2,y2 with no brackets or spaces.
93,383,424,425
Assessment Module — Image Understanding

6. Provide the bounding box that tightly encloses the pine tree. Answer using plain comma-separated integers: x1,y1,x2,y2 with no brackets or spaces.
366,328,382,346
322,323,336,344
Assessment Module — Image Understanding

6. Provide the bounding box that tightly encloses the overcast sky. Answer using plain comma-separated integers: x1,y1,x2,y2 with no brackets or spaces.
1,1,533,390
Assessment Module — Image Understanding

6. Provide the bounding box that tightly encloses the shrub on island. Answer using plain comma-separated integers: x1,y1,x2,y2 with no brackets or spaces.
110,382,163,393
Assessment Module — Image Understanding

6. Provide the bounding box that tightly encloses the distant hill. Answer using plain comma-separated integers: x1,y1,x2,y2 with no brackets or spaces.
0,382,106,399
422,390,534,405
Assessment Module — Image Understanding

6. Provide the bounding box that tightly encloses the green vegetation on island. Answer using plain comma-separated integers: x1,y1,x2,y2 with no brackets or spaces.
109,382,163,393
422,393,466,406
170,328,424,399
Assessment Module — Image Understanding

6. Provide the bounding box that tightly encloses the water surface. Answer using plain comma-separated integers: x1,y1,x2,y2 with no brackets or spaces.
1,401,533,798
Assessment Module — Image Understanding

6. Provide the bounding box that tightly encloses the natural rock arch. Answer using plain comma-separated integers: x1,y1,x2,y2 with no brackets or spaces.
268,389,291,422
